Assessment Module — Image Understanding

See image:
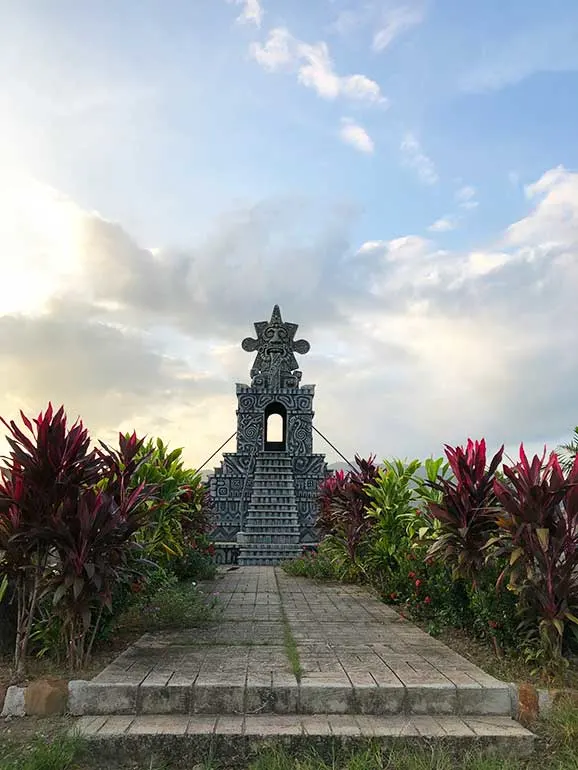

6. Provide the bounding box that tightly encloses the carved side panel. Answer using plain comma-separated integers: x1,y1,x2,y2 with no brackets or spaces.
210,470,254,541
222,453,254,476
288,414,313,455
237,412,263,454
293,453,328,542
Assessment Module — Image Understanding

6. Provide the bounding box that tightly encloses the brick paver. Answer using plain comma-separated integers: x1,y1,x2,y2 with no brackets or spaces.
74,566,513,718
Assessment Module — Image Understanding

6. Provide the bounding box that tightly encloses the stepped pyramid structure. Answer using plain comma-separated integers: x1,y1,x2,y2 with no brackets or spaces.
209,306,328,565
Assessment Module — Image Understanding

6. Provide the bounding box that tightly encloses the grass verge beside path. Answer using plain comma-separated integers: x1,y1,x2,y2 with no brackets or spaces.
1,579,218,688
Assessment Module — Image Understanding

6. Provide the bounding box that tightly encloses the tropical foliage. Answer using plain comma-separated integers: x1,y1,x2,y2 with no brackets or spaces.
130,437,215,577
316,455,379,579
557,426,578,473
0,403,216,673
424,439,504,584
286,432,578,667
491,447,578,659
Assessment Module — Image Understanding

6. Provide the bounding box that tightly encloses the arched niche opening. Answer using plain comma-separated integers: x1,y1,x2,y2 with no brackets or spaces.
264,402,287,451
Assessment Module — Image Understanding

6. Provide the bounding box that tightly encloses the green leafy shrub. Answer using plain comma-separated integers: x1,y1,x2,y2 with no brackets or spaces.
116,579,216,633
283,542,340,580
363,458,422,589
171,542,217,581
466,564,522,654
130,437,215,573
379,539,471,632
316,456,380,580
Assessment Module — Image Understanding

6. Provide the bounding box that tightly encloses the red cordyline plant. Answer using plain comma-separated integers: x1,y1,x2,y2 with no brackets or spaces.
317,455,380,565
46,431,158,669
0,406,158,673
424,439,504,585
489,445,578,659
0,404,101,674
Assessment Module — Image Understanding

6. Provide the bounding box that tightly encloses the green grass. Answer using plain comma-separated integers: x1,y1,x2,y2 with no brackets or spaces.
241,739,576,770
115,579,218,634
282,550,338,581
282,615,302,682
0,735,83,770
274,570,302,682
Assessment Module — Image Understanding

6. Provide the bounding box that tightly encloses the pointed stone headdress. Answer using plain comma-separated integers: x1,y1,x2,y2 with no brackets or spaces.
242,305,310,388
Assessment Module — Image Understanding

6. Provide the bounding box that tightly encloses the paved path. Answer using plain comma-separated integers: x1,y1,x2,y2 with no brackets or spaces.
75,567,512,717
73,567,534,759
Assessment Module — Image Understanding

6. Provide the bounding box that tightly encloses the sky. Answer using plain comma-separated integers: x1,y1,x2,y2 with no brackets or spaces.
0,0,577,469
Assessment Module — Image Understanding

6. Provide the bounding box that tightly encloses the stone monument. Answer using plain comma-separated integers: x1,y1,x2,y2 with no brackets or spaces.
209,305,328,565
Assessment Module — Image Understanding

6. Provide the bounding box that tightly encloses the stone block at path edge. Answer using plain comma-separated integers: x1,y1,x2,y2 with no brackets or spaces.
1,686,25,717
24,679,68,716
68,681,137,716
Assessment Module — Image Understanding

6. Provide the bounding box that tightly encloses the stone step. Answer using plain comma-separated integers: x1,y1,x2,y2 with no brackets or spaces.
243,526,301,535
247,506,299,513
238,552,300,562
238,556,298,565
243,518,299,525
239,534,301,544
253,479,294,491
69,678,515,719
248,504,298,512
73,714,534,764
238,554,300,563
243,516,300,525
239,544,300,549
255,462,293,468
241,525,300,533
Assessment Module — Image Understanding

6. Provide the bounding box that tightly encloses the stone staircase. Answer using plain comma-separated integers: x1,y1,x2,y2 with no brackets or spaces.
71,568,535,766
237,452,301,566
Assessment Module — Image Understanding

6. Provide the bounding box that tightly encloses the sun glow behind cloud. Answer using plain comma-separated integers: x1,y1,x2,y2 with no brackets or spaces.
0,171,86,314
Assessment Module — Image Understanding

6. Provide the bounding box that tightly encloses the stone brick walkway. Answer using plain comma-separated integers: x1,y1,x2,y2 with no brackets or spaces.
73,567,534,758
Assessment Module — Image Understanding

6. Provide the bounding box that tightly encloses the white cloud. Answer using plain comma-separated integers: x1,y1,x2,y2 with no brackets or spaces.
428,216,457,232
331,10,364,37
251,27,387,104
228,0,263,28
456,184,478,209
250,27,293,70
339,118,374,153
329,2,425,51
373,5,425,52
348,168,578,450
505,165,578,248
400,132,438,184
466,250,510,276
2,166,578,467
460,21,578,93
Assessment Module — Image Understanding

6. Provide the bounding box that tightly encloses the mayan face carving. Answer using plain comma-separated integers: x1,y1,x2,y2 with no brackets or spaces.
242,305,310,389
